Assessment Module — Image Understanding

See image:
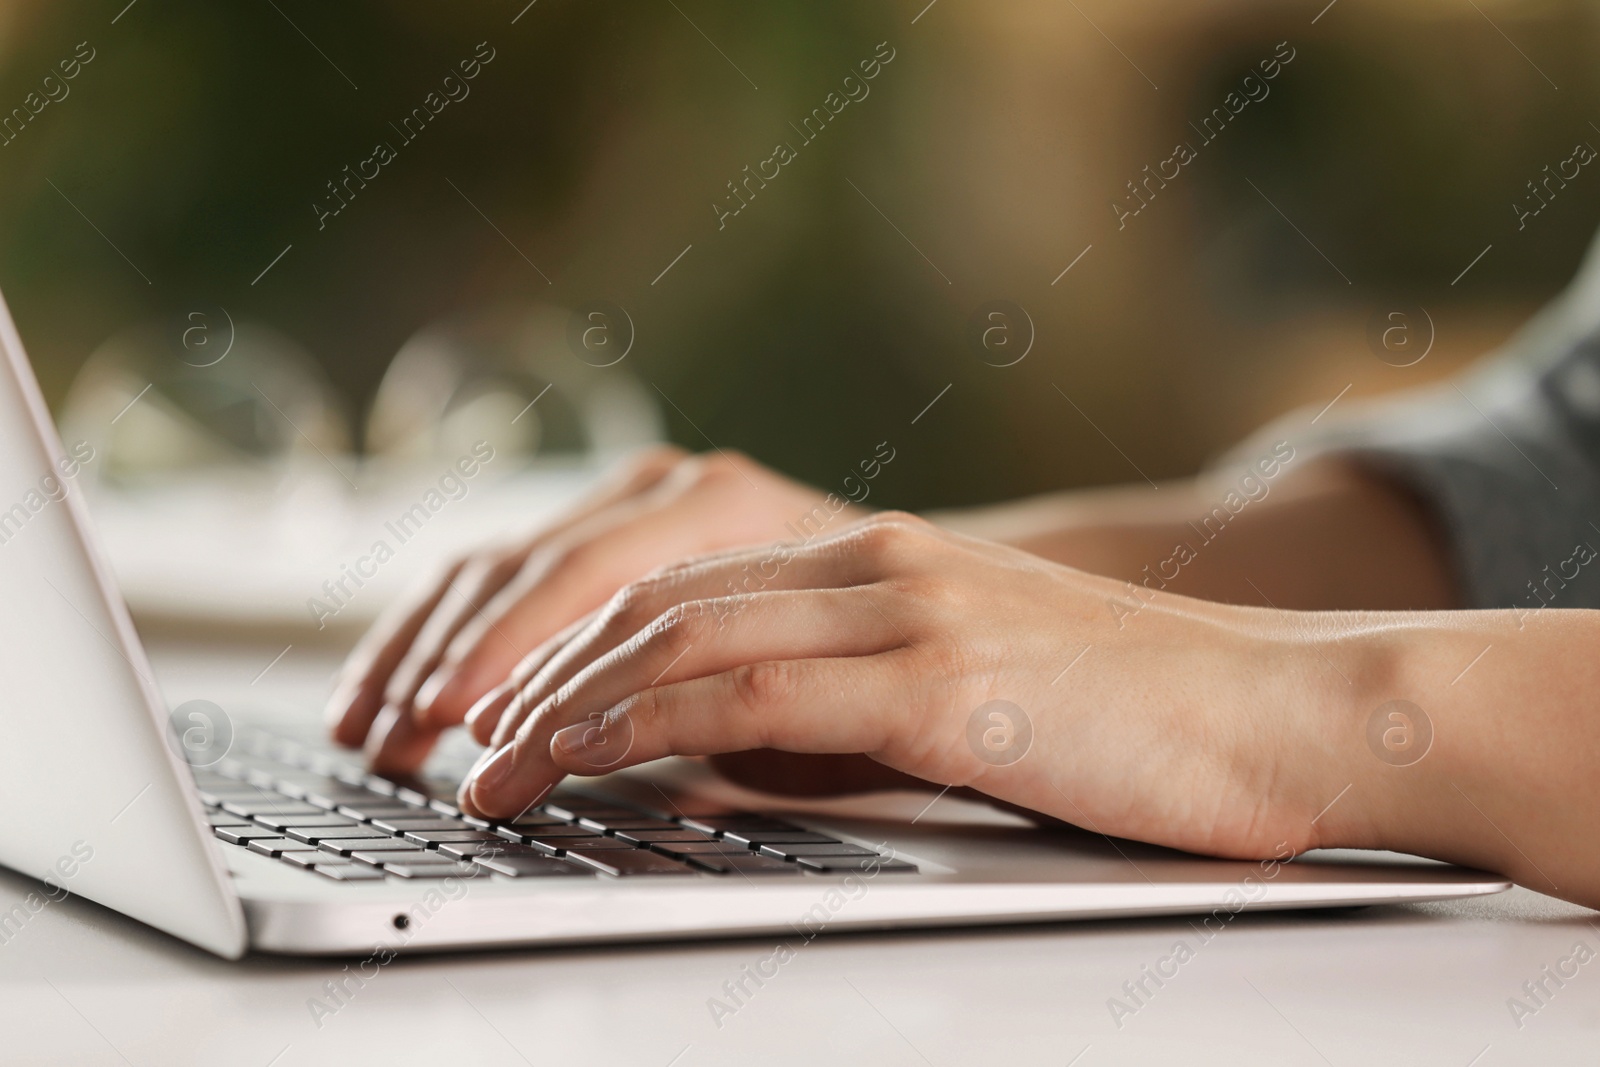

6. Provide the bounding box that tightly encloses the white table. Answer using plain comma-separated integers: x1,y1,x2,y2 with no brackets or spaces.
1,637,1593,1066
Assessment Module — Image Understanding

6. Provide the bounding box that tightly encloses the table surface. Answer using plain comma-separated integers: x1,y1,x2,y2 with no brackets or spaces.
2,636,1595,1067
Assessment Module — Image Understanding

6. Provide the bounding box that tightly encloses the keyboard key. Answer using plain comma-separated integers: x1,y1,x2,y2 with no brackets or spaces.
614,829,721,844
575,816,681,833
653,842,758,857
214,827,286,845
269,771,349,791
314,865,388,881
521,834,618,852
419,777,463,799
206,812,251,827
336,802,419,821
319,838,423,856
271,770,347,788
367,850,463,866
499,812,566,828
304,789,386,811
197,788,270,806
221,800,322,817
284,826,389,845
685,854,806,875
550,838,636,852
372,817,471,834
542,802,637,821
719,831,842,847
384,861,484,879
495,824,601,842
253,813,358,831
349,849,435,866
435,840,510,860
473,853,595,878
427,799,463,817
280,852,333,870
679,816,802,835
793,856,918,873
563,850,702,876
757,843,880,859
198,780,270,795
248,838,318,858
401,830,505,846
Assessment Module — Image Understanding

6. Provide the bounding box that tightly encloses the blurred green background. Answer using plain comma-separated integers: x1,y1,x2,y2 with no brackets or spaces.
1,0,1597,509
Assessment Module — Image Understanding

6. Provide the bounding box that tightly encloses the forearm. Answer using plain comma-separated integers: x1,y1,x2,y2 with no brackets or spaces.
1307,607,1600,906
929,459,1460,611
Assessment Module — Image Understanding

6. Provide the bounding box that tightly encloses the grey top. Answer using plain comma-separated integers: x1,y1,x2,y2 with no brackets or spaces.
1221,230,1600,612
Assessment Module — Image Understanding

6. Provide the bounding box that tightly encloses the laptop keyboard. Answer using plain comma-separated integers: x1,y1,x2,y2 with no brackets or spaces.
191,731,917,883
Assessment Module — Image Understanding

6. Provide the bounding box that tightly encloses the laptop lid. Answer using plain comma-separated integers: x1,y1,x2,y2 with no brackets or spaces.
0,289,246,958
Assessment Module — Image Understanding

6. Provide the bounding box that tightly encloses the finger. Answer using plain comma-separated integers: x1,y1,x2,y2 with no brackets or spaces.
498,585,903,753
485,544,882,749
464,610,600,746
465,653,911,819
325,558,467,748
380,552,528,713
339,445,686,744
364,702,442,779
353,551,537,773
371,608,590,779
410,465,789,730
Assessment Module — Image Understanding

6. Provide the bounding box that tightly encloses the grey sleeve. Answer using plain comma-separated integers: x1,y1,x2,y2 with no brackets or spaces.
1216,233,1600,611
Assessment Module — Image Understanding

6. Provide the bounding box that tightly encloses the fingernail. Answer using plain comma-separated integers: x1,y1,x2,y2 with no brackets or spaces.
463,743,495,780
412,671,449,718
469,744,516,803
465,684,513,731
551,721,597,758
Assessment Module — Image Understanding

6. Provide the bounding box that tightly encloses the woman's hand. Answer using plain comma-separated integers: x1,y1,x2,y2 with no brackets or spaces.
326,446,865,776
458,512,1362,863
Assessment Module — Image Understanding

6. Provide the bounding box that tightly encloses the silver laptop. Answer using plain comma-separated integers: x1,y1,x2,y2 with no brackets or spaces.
0,289,1510,958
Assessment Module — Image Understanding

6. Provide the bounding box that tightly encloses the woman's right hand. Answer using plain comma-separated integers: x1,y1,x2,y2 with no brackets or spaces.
325,446,869,777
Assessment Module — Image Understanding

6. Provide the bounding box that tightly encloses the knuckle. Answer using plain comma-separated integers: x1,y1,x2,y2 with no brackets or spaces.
620,444,688,480
852,514,914,558
871,509,926,528
605,578,667,633
611,444,688,489
691,449,753,487
624,687,666,737
511,693,556,746
643,602,705,649
845,512,944,570
728,660,794,715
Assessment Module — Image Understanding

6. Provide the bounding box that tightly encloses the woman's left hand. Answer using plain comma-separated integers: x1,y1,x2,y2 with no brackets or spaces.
457,512,1362,862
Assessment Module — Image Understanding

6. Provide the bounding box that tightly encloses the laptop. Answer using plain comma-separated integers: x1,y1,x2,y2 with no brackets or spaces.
0,289,1511,958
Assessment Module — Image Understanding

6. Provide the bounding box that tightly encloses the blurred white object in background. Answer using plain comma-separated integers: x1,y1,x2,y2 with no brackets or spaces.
367,302,661,466
59,304,663,632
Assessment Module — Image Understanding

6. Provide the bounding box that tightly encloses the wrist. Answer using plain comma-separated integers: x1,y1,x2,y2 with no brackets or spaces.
1294,615,1517,872
1228,609,1415,858
1294,619,1418,854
